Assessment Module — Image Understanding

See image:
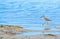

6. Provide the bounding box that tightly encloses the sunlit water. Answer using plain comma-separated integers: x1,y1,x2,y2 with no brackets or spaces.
15,24,60,36
0,0,60,36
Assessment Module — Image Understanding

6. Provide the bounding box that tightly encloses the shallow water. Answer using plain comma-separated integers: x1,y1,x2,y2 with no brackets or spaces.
15,24,60,36
0,0,60,36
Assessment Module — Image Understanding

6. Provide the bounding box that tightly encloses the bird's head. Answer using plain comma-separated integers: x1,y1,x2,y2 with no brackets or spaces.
40,15,45,18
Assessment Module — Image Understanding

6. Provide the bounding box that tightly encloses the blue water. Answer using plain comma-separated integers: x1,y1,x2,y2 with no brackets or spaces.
0,0,60,36
16,25,60,36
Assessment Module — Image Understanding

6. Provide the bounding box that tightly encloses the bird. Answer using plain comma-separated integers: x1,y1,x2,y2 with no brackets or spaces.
41,15,52,25
40,15,52,34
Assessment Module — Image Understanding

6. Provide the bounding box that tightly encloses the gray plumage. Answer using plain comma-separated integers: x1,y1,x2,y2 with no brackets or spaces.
41,15,51,22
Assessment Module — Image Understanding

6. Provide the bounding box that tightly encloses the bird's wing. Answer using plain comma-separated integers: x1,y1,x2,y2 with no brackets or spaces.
44,17,51,21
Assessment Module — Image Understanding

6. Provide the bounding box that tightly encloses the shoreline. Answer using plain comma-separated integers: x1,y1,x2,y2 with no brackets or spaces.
0,34,60,39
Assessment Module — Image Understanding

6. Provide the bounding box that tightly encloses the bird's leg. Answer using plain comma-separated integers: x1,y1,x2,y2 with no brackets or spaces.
42,22,48,34
42,22,46,27
43,22,48,34
42,22,46,34
46,22,49,26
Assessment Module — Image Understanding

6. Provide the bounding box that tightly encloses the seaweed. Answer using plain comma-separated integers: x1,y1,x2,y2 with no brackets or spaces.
44,34,57,37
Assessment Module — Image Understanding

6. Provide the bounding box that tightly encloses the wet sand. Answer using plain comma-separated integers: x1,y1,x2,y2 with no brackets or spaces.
0,34,60,39
0,25,60,39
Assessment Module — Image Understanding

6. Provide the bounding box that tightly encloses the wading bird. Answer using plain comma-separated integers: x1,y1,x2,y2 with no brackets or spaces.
40,15,52,34
41,15,52,25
